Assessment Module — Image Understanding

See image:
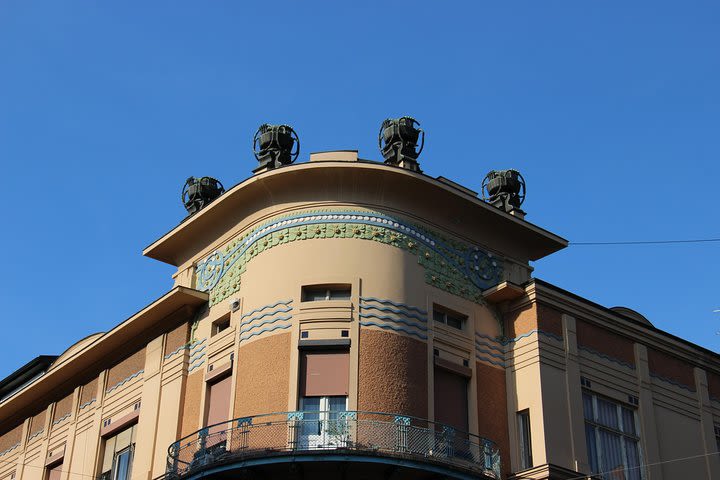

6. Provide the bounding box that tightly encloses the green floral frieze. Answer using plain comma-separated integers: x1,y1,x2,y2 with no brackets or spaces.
196,209,503,307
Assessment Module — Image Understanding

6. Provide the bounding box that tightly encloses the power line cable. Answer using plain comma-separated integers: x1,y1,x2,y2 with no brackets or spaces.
570,238,720,246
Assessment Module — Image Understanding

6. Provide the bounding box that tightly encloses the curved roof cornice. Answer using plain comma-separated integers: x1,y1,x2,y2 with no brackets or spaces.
143,160,568,267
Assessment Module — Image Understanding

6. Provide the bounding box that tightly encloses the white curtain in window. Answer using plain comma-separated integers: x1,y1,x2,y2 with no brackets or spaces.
598,429,623,479
621,408,636,435
625,439,641,480
585,424,599,474
596,398,619,430
583,393,594,421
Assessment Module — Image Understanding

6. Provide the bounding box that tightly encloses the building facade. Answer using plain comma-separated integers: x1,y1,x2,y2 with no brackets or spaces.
1,133,719,480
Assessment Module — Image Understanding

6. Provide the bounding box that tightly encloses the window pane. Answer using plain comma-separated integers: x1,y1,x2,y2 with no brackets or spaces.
625,439,641,480
585,424,599,474
328,289,350,300
327,396,347,413
101,436,116,473
598,429,623,479
446,315,463,329
299,397,321,436
300,397,321,411
596,398,619,430
304,288,328,301
622,408,636,435
582,393,594,420
517,411,532,470
113,449,131,480
433,310,445,323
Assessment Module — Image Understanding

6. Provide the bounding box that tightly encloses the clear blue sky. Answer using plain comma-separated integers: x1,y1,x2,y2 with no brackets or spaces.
1,1,718,379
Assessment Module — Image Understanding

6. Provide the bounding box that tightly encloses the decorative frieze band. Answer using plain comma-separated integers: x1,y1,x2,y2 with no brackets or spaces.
196,209,503,307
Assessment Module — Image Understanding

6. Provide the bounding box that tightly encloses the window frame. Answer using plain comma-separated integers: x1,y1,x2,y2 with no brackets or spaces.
583,391,642,480
111,446,134,480
301,284,351,302
211,314,231,337
99,424,136,480
432,305,467,331
298,395,349,447
517,409,533,470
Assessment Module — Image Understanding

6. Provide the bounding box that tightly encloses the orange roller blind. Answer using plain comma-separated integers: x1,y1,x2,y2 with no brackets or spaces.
434,367,469,432
206,375,232,428
300,351,349,397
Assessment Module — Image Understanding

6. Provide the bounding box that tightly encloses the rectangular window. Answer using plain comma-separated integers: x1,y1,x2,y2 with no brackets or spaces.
100,424,136,480
302,284,351,301
714,425,720,453
434,366,469,432
211,315,231,336
517,410,533,470
46,463,62,480
433,306,466,330
583,392,641,480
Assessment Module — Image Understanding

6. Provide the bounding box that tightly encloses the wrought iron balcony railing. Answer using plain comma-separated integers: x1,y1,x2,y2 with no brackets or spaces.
166,410,501,479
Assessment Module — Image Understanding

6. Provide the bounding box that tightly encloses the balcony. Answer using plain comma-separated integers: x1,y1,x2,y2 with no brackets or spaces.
166,411,501,480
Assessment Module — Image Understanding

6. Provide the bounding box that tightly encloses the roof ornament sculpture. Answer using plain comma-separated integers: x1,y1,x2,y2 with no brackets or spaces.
182,176,225,216
378,116,424,172
253,123,300,172
482,169,526,214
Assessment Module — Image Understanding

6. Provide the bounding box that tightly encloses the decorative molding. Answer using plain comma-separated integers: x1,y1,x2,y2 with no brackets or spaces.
650,372,696,393
78,398,96,411
359,320,428,340
475,354,506,368
476,329,563,348
196,209,503,307
236,300,294,344
359,312,427,331
506,329,563,344
187,338,208,373
0,443,20,458
578,345,635,370
188,360,206,373
188,345,207,364
240,300,293,320
474,345,506,361
164,338,206,360
358,298,429,339
359,305,427,323
239,315,293,335
106,369,144,394
239,323,292,343
52,413,71,426
239,307,293,327
359,297,427,315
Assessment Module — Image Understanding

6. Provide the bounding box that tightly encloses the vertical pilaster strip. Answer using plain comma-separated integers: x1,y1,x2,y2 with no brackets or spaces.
58,387,80,480
694,368,720,478
134,335,165,480
505,359,519,472
37,404,55,479
562,314,589,473
347,278,361,411
635,343,663,480
15,418,30,480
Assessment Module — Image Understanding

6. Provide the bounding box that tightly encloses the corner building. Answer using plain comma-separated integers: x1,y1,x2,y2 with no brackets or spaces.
1,148,719,480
